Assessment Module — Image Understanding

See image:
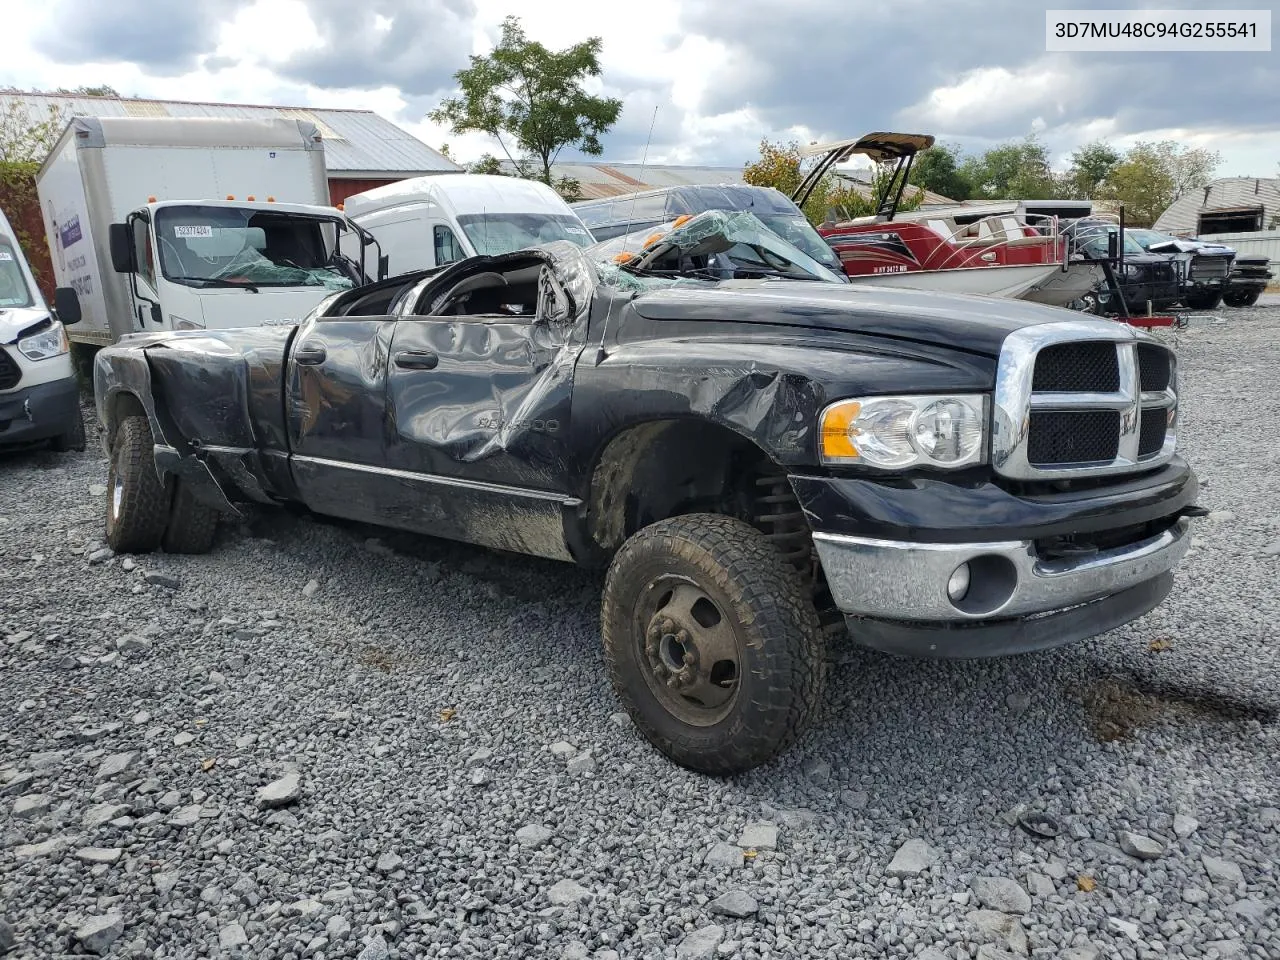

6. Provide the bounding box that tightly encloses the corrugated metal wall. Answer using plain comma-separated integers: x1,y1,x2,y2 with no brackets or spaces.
1199,231,1280,271
1154,177,1280,234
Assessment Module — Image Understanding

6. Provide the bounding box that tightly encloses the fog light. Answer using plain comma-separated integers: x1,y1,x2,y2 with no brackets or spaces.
947,562,971,602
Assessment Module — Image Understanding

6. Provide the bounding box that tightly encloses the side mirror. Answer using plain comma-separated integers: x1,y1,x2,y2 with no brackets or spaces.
378,254,390,282
109,223,136,274
53,287,82,325
150,302,162,326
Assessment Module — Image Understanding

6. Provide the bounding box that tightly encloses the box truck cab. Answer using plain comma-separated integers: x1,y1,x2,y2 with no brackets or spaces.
0,207,85,451
103,198,379,334
339,174,593,277
36,115,379,344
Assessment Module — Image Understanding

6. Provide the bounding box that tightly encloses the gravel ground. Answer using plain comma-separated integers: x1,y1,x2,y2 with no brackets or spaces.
2,305,1278,960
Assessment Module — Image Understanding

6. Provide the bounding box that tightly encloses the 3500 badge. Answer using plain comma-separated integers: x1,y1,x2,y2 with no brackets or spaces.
476,416,560,433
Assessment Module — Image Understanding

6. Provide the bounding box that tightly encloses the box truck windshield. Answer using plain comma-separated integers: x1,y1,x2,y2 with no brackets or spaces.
0,241,35,307
456,212,592,257
154,205,353,291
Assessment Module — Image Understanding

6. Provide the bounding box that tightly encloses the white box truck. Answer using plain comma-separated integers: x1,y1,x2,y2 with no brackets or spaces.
338,173,593,277
36,116,382,346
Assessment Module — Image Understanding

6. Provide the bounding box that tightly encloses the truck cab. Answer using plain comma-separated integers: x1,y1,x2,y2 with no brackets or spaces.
101,199,378,336
338,173,594,278
0,207,85,451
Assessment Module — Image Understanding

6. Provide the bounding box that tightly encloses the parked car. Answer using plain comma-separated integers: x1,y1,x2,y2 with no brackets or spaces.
1063,219,1181,314
92,215,1201,775
1222,253,1273,307
1125,228,1235,310
1,206,85,452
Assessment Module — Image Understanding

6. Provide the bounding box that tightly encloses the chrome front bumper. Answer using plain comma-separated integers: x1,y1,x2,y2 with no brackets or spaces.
813,518,1190,626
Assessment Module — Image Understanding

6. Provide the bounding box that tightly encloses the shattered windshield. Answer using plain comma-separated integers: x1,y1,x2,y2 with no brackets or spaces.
0,241,34,307
1072,225,1146,258
457,213,593,256
589,210,846,291
154,206,354,290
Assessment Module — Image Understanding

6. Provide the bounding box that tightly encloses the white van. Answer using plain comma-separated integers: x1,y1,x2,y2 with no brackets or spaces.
0,206,85,451
339,174,594,276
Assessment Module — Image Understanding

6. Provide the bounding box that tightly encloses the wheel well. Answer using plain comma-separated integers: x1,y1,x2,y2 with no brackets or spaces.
587,420,782,553
106,392,147,447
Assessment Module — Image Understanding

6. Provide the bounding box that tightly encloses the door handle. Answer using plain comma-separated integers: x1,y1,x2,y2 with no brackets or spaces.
295,343,327,365
394,350,439,370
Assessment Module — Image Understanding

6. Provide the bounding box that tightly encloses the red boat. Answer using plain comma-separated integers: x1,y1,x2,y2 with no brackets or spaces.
793,134,1101,306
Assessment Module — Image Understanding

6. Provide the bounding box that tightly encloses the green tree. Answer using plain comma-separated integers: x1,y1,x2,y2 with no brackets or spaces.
429,15,621,189
54,85,120,98
1099,140,1220,226
743,139,922,227
468,153,505,176
908,143,972,201
0,98,67,164
1064,140,1120,198
960,136,1056,200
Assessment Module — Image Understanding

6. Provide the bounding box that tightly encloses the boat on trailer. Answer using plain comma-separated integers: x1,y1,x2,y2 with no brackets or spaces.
792,134,1101,306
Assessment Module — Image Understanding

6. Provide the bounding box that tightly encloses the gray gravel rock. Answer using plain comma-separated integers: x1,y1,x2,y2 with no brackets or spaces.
0,919,14,954
703,841,743,869
886,838,936,878
1202,854,1245,885
547,878,590,905
357,934,390,960
676,924,724,959
1118,830,1165,860
219,922,248,949
94,751,136,781
75,913,124,955
968,910,1027,955
1025,872,1055,898
255,770,301,809
1173,813,1200,838
375,851,403,873
709,889,758,918
737,821,777,850
515,824,553,849
565,751,596,776
74,847,122,864
971,877,1031,914
11,794,51,819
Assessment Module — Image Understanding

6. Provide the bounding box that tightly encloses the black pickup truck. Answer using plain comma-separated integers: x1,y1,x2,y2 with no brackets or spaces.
93,216,1201,775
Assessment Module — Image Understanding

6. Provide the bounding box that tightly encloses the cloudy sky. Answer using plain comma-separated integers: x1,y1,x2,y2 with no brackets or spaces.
5,0,1278,176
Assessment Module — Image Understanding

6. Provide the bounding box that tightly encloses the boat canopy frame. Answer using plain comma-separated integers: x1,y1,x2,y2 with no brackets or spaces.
790,132,935,221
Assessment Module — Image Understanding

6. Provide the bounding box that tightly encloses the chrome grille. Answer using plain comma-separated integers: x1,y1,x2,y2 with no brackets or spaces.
992,321,1177,480
0,348,21,391
1188,255,1231,281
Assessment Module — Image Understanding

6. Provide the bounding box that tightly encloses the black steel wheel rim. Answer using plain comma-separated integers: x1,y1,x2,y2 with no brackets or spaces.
632,574,742,727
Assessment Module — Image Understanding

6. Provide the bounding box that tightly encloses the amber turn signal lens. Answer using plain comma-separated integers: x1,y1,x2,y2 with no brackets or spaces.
819,400,861,461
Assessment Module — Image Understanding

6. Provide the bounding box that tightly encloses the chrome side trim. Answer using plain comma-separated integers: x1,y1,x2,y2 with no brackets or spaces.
812,517,1190,622
289,454,583,506
992,320,1177,481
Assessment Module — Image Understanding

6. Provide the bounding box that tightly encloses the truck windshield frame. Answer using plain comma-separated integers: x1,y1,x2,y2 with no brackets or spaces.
456,213,594,257
153,205,353,290
0,240,35,308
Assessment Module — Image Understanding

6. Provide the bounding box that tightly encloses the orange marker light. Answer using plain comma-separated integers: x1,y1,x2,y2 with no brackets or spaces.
819,401,862,461
336,202,345,211
612,251,635,264
247,194,256,201
267,196,275,203
147,195,157,203
226,194,235,200
642,232,665,249
672,215,692,228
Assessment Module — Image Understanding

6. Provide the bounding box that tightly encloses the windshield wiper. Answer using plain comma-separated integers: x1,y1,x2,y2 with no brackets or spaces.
168,276,260,293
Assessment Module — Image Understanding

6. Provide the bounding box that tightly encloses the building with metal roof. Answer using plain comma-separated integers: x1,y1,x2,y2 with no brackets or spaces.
0,91,462,204
497,160,746,200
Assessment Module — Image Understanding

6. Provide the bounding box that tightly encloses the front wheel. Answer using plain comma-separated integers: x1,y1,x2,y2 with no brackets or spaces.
602,514,826,776
1182,290,1223,310
105,415,170,553
1222,289,1261,308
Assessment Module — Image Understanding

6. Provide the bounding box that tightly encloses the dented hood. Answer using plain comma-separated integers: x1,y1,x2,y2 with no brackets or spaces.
627,280,1086,357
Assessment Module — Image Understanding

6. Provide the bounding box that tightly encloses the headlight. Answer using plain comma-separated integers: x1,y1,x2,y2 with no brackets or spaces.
819,395,987,469
172,316,205,331
17,322,69,361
